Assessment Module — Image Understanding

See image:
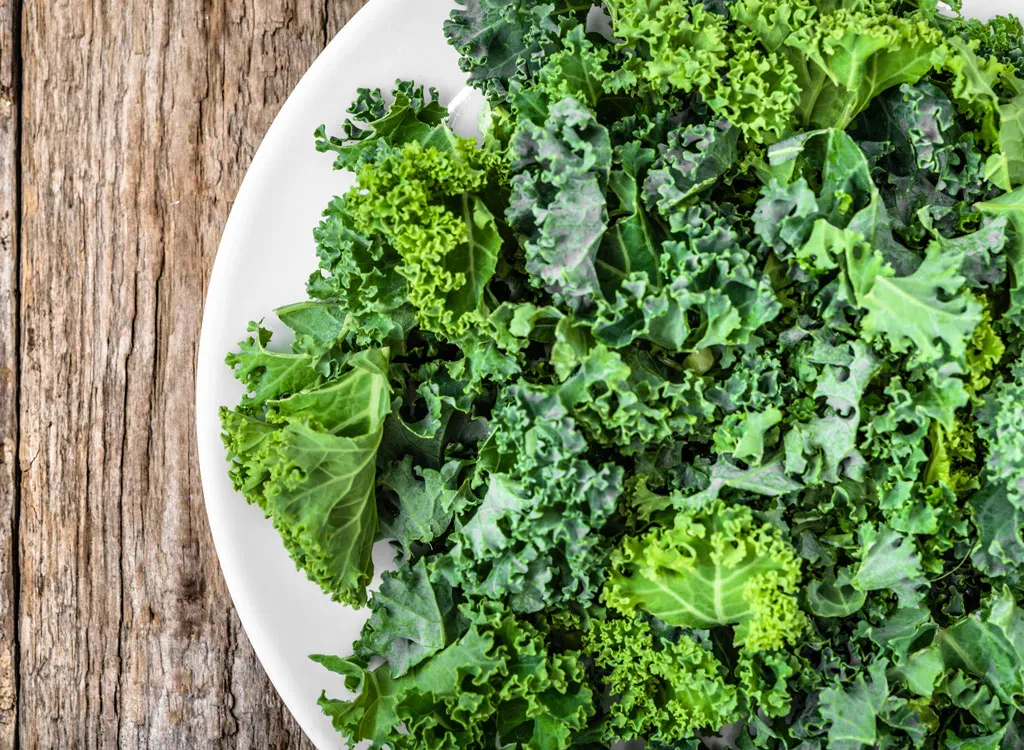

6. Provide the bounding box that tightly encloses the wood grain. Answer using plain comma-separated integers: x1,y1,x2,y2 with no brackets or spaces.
13,1,368,747
0,0,19,746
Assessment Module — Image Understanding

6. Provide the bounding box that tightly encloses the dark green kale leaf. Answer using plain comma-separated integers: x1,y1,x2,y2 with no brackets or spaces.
507,96,612,309
444,0,592,103
314,80,450,171
315,600,594,749
440,384,623,612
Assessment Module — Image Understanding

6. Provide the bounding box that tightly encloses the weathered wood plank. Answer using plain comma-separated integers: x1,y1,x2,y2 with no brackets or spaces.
326,1,368,42
17,1,367,747
0,0,18,747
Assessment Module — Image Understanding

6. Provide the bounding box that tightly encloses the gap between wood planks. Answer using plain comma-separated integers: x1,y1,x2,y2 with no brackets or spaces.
1,0,23,746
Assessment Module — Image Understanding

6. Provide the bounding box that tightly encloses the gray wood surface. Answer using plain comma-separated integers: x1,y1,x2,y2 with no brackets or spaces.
0,0,19,745
3,1,369,746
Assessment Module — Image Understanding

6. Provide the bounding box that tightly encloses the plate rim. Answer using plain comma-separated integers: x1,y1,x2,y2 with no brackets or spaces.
195,0,442,746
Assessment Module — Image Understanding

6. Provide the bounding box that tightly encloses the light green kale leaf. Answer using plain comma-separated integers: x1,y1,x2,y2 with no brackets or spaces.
939,38,1024,191
818,659,892,750
984,92,1024,190
344,139,505,338
603,0,729,95
605,500,806,652
535,25,616,108
606,0,800,143
854,239,982,363
273,301,350,375
607,1,944,144
221,349,390,606
583,614,739,744
785,9,944,130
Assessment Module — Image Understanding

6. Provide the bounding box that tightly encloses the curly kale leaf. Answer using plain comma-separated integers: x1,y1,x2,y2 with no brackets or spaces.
643,121,740,215
224,322,325,407
273,301,350,375
508,97,612,309
308,197,416,348
784,9,945,131
553,344,713,453
971,481,1024,579
679,454,804,508
938,38,1024,191
855,239,982,364
978,358,1024,507
605,500,806,652
343,139,506,338
760,127,917,277
863,82,960,180
534,25,618,108
604,0,729,95
315,601,594,749
782,335,881,485
818,659,893,750
595,141,661,292
378,456,464,557
583,614,739,744
764,128,982,362
221,345,390,606
352,558,457,678
935,587,1024,707
444,0,591,102
851,524,928,607
442,384,623,612
860,369,971,525
595,204,781,352
609,0,802,143
978,187,1024,326
310,88,512,347
606,0,945,144
764,128,878,232
984,92,1024,191
314,80,450,171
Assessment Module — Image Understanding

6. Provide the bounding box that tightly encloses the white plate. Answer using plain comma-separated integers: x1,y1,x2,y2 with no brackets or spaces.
196,1,1018,747
195,1,468,747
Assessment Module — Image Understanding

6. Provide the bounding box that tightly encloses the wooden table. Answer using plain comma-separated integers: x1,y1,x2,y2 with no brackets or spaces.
0,1,368,746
